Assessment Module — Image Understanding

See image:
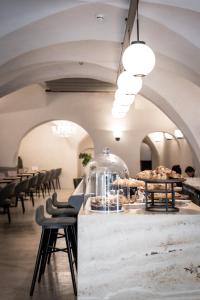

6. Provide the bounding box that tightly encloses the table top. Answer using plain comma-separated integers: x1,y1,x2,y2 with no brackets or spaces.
0,179,15,184
3,176,20,180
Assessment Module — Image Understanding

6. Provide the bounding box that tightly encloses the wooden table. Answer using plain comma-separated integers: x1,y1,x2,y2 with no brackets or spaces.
3,176,21,181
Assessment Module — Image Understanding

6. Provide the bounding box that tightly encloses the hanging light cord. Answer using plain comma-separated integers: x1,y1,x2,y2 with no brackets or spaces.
136,0,139,41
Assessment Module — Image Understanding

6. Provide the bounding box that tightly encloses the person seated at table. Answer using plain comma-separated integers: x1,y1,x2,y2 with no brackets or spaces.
172,165,182,188
172,164,182,175
185,166,195,177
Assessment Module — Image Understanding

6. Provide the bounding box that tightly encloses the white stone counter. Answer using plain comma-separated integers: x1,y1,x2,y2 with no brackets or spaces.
184,177,200,191
78,200,200,300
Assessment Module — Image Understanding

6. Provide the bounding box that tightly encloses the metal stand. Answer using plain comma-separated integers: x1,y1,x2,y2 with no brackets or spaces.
140,178,184,213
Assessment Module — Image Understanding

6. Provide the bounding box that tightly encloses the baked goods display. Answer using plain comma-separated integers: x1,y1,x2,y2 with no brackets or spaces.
90,195,124,211
112,178,145,188
153,192,181,199
136,165,183,180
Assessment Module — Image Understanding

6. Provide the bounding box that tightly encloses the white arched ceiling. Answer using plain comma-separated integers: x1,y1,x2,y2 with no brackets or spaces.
0,62,116,97
0,0,199,169
0,3,127,65
0,1,199,94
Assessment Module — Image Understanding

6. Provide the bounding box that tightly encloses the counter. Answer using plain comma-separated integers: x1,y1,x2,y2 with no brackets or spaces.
183,177,200,206
78,198,200,300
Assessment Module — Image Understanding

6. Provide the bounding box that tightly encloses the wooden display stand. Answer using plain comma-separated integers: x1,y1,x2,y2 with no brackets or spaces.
139,178,185,212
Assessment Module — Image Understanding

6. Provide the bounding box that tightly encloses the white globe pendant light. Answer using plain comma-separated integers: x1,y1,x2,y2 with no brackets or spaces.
115,89,135,105
113,103,130,113
111,107,126,119
117,71,142,94
122,41,155,76
122,0,155,77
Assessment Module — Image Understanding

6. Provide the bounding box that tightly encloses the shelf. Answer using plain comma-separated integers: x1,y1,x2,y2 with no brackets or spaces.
144,189,172,193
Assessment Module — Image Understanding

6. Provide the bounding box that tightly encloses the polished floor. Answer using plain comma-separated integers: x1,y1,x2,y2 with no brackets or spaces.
0,188,76,300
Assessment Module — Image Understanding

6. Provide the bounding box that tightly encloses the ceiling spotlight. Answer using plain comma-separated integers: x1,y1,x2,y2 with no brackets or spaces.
113,128,122,142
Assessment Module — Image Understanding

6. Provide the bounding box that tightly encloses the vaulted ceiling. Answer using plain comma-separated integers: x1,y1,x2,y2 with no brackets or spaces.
0,0,199,96
0,0,199,172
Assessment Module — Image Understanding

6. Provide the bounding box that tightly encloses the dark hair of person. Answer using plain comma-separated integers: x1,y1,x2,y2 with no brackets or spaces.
185,166,195,174
172,165,182,174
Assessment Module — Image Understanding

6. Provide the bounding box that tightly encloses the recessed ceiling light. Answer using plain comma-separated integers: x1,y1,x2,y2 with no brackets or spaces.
96,14,105,22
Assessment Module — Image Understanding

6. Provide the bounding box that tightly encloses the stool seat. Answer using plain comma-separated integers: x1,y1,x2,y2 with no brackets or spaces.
42,217,76,229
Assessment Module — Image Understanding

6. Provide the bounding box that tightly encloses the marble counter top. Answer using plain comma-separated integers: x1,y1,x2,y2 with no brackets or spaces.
80,198,200,216
183,177,200,191
78,199,200,299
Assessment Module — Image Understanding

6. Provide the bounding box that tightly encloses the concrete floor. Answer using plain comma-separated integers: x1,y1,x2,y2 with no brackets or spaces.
0,189,76,300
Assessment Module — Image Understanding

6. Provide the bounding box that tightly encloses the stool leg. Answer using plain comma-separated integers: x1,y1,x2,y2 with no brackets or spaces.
30,229,46,296
47,229,58,264
68,225,77,270
38,229,52,282
64,227,77,296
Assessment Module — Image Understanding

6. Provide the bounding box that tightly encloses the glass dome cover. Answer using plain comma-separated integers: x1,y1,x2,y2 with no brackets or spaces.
85,148,129,179
85,148,129,213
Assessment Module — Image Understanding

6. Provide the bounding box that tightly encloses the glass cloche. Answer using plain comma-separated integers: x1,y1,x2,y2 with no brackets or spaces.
85,148,129,213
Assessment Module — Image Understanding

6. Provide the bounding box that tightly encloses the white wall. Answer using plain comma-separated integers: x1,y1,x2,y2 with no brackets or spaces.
0,85,198,178
148,136,194,173
78,135,94,177
140,143,152,161
18,122,89,189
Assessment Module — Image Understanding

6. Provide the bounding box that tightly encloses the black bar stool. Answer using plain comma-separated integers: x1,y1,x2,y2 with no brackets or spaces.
46,197,78,269
30,205,77,296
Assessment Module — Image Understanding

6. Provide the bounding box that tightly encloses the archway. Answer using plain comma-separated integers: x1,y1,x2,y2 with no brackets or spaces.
18,120,94,189
141,137,159,171
140,131,195,174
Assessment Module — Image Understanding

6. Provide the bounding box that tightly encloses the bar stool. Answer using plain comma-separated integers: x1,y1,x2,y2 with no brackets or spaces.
52,192,84,211
30,206,77,296
46,197,78,268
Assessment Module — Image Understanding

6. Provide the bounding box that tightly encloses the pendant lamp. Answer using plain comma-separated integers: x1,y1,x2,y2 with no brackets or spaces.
122,0,155,76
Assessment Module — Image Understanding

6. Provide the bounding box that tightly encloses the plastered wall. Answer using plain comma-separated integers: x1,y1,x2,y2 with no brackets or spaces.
0,85,198,178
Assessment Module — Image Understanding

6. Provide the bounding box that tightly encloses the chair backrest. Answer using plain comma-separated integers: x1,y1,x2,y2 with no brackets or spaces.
28,175,38,188
0,182,17,200
57,168,62,176
15,179,30,194
36,172,46,187
68,194,84,212
43,171,51,183
49,169,55,181
55,168,62,177
35,205,45,226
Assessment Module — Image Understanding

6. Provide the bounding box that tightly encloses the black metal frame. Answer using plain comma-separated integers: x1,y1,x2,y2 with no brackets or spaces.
142,178,184,212
30,224,77,297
